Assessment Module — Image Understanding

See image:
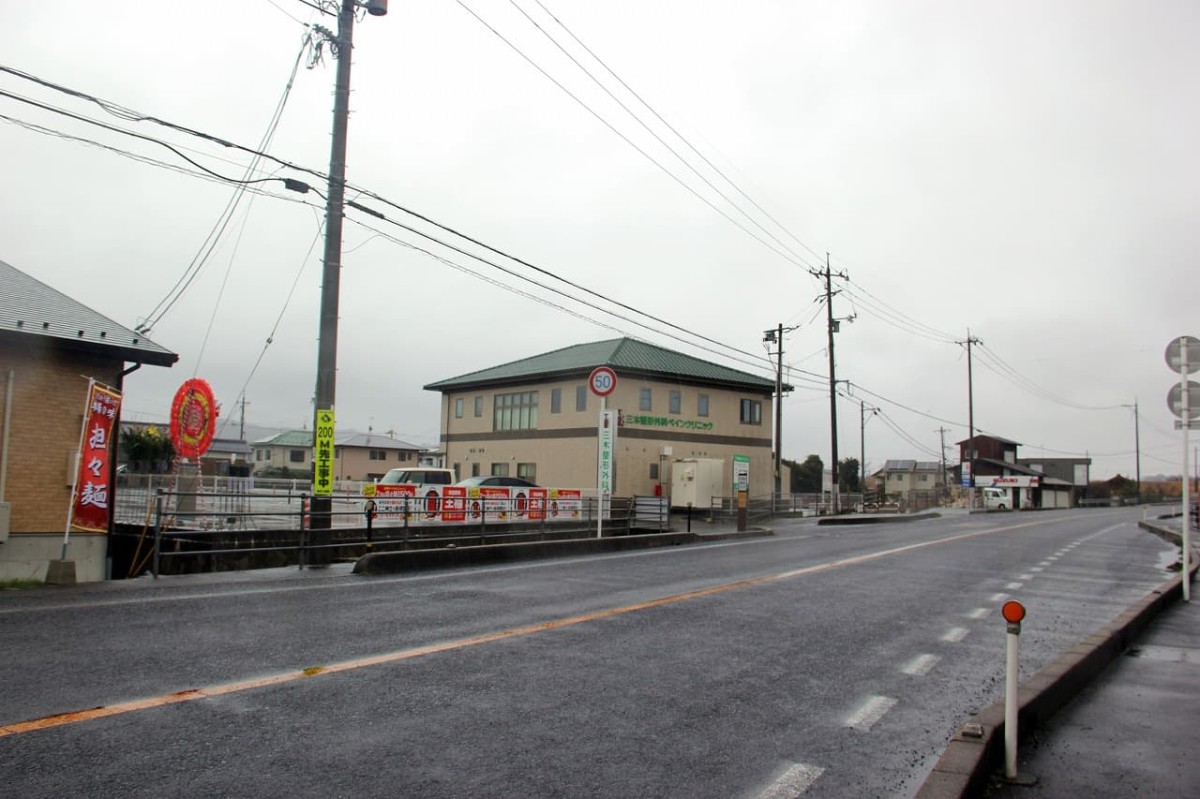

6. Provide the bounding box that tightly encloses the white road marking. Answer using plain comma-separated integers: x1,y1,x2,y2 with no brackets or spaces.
989,592,1008,602
902,654,941,676
756,763,825,798
1047,556,1059,561
845,695,898,731
967,608,989,619
1005,582,1024,590
1018,573,1034,580
1030,566,1044,572
942,627,969,643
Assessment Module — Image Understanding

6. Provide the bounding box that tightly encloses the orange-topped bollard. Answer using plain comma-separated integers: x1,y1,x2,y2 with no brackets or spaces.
1001,599,1035,785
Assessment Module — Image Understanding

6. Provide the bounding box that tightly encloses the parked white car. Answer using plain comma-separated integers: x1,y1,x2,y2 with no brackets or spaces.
983,487,1010,510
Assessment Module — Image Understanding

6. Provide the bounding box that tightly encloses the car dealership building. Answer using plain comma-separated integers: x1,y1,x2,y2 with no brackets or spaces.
425,338,780,499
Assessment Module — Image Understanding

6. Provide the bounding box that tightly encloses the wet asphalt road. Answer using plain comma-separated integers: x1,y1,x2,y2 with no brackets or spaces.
0,508,1174,798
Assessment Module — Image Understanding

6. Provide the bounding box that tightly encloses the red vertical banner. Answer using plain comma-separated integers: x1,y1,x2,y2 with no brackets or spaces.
71,382,122,532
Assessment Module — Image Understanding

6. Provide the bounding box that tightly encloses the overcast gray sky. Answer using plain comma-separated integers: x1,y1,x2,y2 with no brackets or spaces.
2,0,1196,480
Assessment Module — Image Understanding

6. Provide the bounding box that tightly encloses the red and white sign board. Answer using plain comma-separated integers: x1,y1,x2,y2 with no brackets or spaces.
589,366,617,397
70,381,122,533
977,475,1041,488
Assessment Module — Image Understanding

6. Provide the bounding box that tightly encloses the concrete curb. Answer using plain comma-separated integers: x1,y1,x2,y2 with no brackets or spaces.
914,557,1198,799
352,528,771,575
817,512,941,526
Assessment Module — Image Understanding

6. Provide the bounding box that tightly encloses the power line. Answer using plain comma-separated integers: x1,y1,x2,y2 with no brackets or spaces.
454,1,816,274
505,0,820,274
523,0,828,270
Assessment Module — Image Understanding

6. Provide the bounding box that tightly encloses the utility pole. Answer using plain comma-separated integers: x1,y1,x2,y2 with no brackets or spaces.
1133,401,1142,504
825,254,840,514
764,323,796,509
310,0,387,553
239,395,250,441
964,330,981,509
936,426,950,506
860,400,877,496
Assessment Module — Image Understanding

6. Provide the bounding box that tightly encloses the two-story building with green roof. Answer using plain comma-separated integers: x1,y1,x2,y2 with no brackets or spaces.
424,338,781,499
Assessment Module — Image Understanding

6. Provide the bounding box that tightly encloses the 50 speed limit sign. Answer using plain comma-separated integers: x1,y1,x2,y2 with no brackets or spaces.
588,366,617,397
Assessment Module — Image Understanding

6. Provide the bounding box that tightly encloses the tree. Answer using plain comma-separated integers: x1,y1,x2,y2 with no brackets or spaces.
120,426,175,473
792,454,824,493
838,458,861,493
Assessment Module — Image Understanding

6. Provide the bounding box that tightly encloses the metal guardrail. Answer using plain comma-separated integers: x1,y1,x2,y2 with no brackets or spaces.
130,489,670,578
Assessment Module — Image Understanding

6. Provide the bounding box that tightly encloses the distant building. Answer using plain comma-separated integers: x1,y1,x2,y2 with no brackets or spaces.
955,434,1075,508
424,338,780,497
875,459,945,495
252,429,424,482
0,259,177,582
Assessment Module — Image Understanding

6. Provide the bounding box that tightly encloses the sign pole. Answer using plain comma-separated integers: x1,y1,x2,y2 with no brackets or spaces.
598,395,605,539
1182,338,1191,602
61,378,95,560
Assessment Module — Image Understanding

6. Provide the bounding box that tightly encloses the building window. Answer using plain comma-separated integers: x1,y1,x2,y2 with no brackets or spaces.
288,449,306,463
453,463,461,480
740,399,762,425
369,449,387,461
639,387,652,411
474,396,483,417
471,462,481,477
576,385,587,412
669,390,681,414
698,394,709,417
649,463,659,480
517,463,537,482
493,391,539,431
334,448,341,459
551,388,562,414
455,397,464,418
398,451,408,462
491,462,510,477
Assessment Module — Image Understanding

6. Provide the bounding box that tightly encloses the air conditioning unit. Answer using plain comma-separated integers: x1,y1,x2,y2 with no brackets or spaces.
0,501,10,543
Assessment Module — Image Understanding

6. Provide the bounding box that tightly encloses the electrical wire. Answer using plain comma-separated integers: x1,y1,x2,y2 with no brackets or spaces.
973,343,1124,411
136,31,311,335
524,0,828,271
454,1,816,274
505,0,820,274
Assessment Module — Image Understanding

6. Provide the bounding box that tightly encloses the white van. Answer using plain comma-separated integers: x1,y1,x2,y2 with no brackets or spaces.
983,487,1010,510
377,467,456,486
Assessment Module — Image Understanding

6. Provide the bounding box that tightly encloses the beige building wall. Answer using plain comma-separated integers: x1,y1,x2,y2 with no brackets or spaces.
439,375,774,497
1,347,123,581
334,447,419,481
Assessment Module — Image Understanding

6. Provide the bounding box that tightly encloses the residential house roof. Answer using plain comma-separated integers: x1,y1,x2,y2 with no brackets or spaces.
0,259,177,367
956,433,1022,447
424,337,779,392
253,430,427,450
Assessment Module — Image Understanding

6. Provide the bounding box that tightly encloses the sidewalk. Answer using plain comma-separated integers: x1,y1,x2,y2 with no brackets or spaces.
984,590,1200,797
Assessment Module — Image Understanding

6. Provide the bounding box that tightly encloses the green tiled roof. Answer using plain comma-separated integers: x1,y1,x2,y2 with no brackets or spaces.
424,338,776,392
253,430,313,447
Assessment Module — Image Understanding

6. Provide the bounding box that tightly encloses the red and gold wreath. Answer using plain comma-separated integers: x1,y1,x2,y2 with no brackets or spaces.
170,378,218,459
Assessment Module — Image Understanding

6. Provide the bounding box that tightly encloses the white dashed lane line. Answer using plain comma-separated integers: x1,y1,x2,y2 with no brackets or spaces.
989,592,1009,602
755,763,825,798
845,695,898,731
1005,582,1024,590
1018,573,1034,580
941,627,970,643
901,654,941,676
1030,566,1044,572
967,608,989,619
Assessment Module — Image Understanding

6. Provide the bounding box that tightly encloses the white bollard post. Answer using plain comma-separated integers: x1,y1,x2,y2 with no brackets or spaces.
1002,600,1027,782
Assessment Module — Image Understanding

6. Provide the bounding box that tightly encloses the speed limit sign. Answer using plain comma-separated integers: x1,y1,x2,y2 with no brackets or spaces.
588,366,617,397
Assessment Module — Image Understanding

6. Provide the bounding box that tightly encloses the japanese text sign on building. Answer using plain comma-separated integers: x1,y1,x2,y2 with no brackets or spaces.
313,409,335,497
71,381,122,532
598,409,617,494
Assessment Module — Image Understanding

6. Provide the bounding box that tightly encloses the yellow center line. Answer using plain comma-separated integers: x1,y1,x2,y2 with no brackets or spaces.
0,513,1115,738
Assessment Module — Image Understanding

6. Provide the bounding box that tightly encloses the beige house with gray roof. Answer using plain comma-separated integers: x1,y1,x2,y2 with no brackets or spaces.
0,259,177,582
424,338,782,499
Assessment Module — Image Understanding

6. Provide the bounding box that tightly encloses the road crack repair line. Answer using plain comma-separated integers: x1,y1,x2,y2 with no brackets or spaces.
0,513,1113,739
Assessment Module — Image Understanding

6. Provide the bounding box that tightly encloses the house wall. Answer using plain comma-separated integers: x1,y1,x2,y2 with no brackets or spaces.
439,375,774,497
1,344,122,581
335,446,420,482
